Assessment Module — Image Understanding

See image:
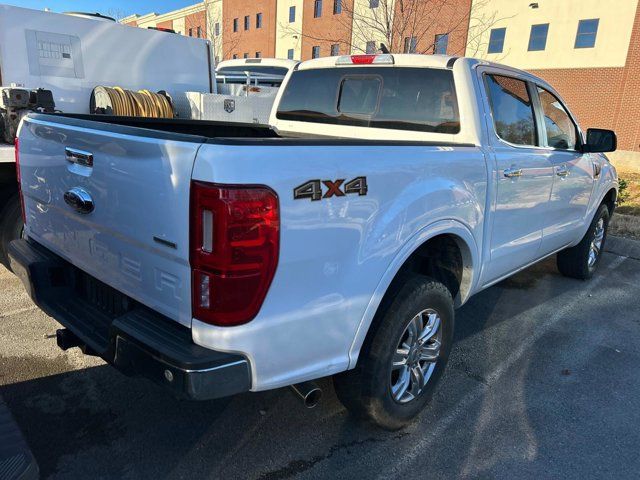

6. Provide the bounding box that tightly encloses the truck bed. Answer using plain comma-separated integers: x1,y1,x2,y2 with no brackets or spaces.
45,113,475,147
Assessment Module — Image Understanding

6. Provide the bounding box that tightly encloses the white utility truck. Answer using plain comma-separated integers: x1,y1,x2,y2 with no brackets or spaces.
0,4,214,268
11,54,618,429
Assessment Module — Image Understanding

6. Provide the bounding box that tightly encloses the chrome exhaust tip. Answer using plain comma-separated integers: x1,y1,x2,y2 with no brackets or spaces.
290,381,322,408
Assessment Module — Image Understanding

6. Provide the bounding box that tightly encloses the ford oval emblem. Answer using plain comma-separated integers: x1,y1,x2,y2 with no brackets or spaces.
63,187,94,214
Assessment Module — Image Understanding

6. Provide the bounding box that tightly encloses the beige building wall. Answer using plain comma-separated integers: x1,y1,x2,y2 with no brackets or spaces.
467,0,638,69
351,0,395,54
136,13,160,29
173,17,186,35
206,0,223,61
275,0,304,59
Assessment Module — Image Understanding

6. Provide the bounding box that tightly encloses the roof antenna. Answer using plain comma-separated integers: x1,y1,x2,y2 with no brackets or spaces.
379,43,390,54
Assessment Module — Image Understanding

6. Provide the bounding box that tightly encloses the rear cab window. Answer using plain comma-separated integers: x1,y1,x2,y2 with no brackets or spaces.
276,67,460,134
484,74,537,147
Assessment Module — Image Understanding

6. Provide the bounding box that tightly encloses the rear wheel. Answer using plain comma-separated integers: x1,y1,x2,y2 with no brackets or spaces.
333,275,454,430
0,195,23,271
557,204,610,280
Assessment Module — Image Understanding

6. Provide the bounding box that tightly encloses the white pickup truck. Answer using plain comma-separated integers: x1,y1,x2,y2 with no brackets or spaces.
10,54,618,429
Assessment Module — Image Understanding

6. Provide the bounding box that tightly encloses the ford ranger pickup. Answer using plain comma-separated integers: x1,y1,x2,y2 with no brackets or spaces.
9,54,618,429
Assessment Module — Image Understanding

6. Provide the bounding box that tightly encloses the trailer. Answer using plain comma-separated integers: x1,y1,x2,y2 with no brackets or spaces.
0,4,214,268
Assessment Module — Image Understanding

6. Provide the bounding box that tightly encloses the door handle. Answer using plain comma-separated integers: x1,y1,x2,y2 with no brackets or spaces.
556,165,570,177
65,147,93,167
503,167,523,178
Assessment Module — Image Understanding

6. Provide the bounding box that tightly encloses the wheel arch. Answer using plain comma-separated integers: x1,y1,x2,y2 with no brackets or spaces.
602,187,617,215
347,220,479,368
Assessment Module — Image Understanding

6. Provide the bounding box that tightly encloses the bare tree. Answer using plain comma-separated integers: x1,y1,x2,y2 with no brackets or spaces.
105,8,128,22
202,2,241,61
281,0,506,57
465,0,514,60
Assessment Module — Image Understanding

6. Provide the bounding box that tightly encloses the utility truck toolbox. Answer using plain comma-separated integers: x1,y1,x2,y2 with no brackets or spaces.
13,55,619,429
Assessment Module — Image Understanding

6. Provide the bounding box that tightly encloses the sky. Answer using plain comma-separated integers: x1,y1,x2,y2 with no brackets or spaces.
5,0,195,19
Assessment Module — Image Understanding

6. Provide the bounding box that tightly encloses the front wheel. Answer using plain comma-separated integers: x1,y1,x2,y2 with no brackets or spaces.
333,275,454,430
557,203,610,280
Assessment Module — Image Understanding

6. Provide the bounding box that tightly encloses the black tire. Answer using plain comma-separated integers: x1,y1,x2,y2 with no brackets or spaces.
333,275,454,430
557,203,610,280
0,195,23,271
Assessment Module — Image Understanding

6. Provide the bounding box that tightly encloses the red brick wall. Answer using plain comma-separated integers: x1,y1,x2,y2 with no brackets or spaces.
185,10,207,38
529,4,640,151
156,19,173,30
224,0,277,59
301,0,354,60
391,0,471,55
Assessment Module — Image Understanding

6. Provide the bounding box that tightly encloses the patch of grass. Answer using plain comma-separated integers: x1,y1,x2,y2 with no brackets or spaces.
615,172,640,217
610,213,640,241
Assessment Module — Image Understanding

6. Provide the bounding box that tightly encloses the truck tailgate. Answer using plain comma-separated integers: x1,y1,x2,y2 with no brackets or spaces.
17,115,205,327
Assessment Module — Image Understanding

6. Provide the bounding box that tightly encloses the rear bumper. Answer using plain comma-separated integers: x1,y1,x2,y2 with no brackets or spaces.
8,238,251,401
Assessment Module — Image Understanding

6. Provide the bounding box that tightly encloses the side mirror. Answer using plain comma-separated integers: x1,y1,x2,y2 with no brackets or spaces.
583,128,617,153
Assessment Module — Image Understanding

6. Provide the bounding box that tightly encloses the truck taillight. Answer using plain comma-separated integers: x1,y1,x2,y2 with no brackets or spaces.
14,137,25,223
190,181,279,326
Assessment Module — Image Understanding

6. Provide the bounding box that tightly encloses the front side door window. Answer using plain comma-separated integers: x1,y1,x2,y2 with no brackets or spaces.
537,87,578,150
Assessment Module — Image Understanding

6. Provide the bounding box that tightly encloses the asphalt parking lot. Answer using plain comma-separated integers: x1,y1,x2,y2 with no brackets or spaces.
1,241,640,479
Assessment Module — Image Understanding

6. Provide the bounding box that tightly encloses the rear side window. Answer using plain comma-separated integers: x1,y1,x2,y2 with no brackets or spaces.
276,67,460,134
485,74,537,146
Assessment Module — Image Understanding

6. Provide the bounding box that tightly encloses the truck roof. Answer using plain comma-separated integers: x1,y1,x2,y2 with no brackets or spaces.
298,54,461,70
296,53,556,93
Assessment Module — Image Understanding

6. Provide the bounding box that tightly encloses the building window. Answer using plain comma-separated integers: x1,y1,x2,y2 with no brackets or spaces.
287,48,295,59
233,54,238,59
256,51,262,58
575,19,599,48
243,52,249,59
528,23,549,51
197,26,202,38
244,15,250,30
434,34,448,54
289,6,296,22
334,0,342,14
188,27,193,37
233,18,238,32
256,13,263,29
403,36,417,53
214,22,220,36
365,41,376,54
487,27,506,54
330,43,340,56
370,0,379,7
314,0,323,18
312,45,320,58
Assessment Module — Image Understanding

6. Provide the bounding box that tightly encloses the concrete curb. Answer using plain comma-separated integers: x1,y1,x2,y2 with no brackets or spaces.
605,235,640,260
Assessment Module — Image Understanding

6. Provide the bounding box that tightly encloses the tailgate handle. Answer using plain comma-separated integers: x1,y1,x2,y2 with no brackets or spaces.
65,147,93,167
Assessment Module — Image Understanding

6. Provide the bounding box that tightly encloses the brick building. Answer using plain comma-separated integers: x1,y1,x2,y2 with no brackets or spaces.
122,0,640,151
469,0,640,151
121,3,207,39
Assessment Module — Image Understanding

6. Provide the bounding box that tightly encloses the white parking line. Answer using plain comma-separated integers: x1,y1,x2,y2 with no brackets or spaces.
377,254,628,479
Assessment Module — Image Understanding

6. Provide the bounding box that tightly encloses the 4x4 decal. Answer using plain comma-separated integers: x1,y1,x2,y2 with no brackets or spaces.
293,177,368,201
